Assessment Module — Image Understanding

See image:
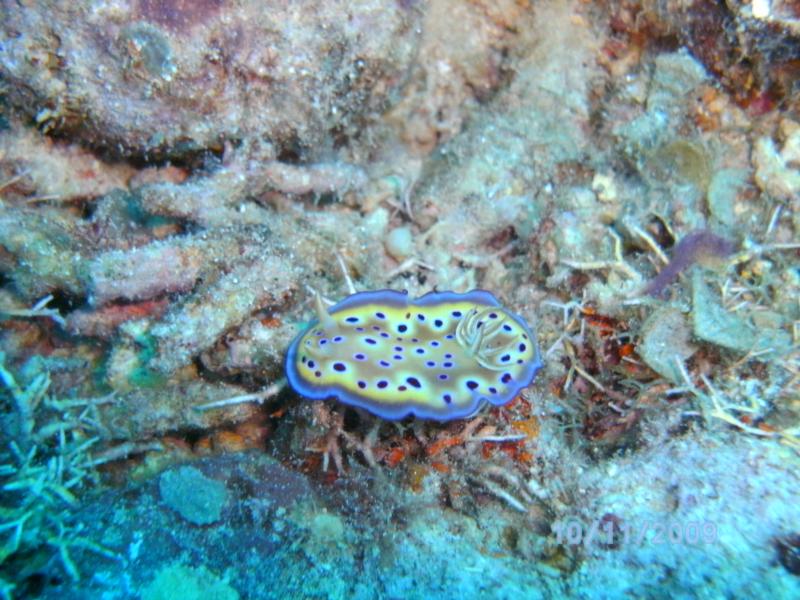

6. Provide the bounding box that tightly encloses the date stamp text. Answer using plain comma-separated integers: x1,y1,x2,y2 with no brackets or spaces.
553,516,718,549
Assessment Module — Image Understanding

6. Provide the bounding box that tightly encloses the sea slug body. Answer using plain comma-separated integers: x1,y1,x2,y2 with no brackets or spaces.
285,289,543,420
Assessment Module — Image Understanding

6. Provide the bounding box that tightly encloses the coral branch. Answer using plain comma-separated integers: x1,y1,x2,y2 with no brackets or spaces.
87,232,242,305
149,256,295,373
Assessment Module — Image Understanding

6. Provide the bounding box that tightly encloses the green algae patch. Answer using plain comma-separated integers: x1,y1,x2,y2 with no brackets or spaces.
158,466,228,525
141,563,239,600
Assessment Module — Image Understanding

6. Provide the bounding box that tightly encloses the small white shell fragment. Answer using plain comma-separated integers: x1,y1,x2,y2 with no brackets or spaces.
385,226,414,261
752,0,770,20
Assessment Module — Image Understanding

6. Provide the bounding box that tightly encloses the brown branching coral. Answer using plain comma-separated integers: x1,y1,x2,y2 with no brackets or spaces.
87,232,243,305
149,255,297,374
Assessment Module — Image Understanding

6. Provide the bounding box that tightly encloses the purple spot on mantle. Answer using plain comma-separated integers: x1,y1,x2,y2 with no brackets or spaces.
406,376,421,388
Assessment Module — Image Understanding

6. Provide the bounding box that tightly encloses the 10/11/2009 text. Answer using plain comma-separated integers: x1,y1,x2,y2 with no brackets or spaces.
553,516,718,548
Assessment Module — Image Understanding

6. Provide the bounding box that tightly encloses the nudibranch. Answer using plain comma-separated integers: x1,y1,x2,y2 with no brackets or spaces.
285,289,543,421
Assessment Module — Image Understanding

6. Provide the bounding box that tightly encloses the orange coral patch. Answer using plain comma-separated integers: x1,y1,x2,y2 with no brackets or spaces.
429,461,450,474
213,430,246,452
385,447,406,468
511,416,540,440
426,436,462,457
261,315,282,328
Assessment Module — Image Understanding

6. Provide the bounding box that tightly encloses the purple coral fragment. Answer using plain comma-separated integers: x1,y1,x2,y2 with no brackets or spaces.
644,230,736,297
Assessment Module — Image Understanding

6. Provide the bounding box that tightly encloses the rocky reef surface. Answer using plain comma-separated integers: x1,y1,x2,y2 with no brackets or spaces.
0,1,798,598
